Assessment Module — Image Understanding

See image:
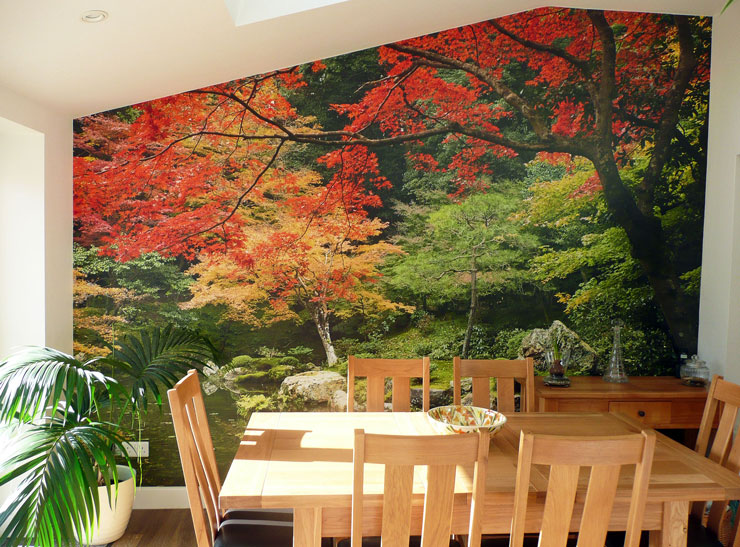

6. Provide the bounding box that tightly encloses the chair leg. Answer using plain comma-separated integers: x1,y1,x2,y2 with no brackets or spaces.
454,534,468,546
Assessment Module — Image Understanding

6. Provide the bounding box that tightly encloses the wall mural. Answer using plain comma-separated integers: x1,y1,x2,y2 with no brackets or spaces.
73,8,711,485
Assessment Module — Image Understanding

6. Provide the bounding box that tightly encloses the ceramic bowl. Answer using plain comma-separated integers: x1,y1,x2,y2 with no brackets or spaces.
427,404,507,435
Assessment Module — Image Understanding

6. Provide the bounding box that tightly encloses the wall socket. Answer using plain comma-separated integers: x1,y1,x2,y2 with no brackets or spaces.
116,441,150,458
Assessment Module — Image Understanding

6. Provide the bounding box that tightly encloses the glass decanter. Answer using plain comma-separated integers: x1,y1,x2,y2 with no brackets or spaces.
604,320,628,383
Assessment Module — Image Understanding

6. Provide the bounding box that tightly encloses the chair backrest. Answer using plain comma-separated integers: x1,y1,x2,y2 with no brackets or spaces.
168,369,222,547
347,356,431,412
693,375,740,543
510,430,656,547
453,357,535,412
351,429,489,547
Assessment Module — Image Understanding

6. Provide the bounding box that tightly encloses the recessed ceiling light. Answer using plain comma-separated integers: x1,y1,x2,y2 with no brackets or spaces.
81,10,109,23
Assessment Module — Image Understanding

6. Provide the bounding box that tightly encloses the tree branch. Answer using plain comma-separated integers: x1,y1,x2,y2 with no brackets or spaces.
638,15,698,212
489,19,592,75
587,11,617,143
388,43,553,140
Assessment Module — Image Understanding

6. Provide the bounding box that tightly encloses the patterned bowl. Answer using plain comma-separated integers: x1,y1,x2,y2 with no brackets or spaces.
427,405,507,435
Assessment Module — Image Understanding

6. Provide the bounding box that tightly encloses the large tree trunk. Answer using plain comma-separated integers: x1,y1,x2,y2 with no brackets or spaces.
462,261,479,359
311,306,338,366
593,155,699,354
582,13,699,355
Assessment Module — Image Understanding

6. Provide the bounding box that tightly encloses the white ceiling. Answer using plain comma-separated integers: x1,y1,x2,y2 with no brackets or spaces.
0,0,724,119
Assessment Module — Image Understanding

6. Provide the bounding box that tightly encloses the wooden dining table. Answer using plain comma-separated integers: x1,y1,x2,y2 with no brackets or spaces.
220,411,740,547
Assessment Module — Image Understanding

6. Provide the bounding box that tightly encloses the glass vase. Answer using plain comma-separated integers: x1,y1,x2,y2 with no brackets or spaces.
604,320,628,383
544,348,571,387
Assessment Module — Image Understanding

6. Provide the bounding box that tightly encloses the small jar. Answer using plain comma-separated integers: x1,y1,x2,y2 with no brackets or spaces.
680,354,710,387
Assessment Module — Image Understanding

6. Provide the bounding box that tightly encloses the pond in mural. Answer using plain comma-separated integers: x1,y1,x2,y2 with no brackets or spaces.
73,8,711,485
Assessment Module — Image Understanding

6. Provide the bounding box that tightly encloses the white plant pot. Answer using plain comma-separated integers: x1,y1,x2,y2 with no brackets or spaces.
77,464,136,546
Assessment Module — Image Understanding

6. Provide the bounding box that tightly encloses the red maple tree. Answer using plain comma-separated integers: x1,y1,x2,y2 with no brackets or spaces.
75,9,709,353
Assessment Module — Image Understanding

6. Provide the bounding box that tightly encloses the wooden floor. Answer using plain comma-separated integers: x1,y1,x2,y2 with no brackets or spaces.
112,509,196,547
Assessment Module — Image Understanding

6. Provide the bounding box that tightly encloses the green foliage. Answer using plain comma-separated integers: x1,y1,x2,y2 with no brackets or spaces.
681,267,702,296
105,325,215,412
523,157,679,373
286,346,315,362
229,355,255,369
0,326,215,547
567,299,675,375
236,394,273,419
386,184,538,309
75,245,192,298
235,390,309,422
229,355,302,372
256,346,284,358
0,417,129,546
235,370,270,384
267,365,296,382
490,329,529,360
278,356,300,367
226,355,306,387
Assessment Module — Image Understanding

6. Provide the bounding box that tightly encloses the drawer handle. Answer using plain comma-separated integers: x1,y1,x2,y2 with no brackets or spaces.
638,410,646,417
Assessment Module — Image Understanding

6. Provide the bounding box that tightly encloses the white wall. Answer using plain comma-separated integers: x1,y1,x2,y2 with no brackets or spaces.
0,118,45,353
699,2,740,381
0,86,72,356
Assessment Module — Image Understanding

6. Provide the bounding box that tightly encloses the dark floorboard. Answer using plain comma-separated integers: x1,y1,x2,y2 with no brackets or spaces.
111,509,196,547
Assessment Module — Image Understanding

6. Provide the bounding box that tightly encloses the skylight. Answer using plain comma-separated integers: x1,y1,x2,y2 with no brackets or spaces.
223,0,351,26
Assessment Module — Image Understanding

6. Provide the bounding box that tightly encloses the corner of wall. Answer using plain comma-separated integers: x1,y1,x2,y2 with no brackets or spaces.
0,86,73,355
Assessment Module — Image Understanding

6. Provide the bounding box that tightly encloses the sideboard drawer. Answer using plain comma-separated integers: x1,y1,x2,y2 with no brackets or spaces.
534,377,709,429
670,400,709,428
609,401,672,426
553,399,609,412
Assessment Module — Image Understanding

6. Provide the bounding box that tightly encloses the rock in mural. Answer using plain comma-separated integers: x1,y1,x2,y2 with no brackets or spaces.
330,389,349,412
520,320,599,375
279,371,347,406
411,387,453,409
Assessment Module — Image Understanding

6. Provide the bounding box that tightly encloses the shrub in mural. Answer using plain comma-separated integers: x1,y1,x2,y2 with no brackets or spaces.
74,8,710,483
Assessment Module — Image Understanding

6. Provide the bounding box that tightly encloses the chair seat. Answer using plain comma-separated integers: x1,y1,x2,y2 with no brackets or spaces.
481,535,576,546
223,509,293,522
337,536,461,547
214,519,294,547
686,514,723,547
604,516,722,547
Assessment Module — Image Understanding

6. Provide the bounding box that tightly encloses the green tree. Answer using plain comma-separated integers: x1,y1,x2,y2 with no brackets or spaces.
388,186,537,357
526,159,675,372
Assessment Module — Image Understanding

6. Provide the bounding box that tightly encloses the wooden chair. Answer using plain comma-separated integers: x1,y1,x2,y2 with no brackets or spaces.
350,428,489,547
453,357,535,412
688,374,740,546
347,356,431,412
505,429,656,547
168,370,293,547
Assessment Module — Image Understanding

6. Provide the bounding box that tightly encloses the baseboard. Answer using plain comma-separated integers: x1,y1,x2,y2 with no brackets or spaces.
132,486,190,509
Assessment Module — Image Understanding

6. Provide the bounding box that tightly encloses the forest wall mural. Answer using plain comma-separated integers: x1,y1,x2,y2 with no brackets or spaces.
73,7,711,484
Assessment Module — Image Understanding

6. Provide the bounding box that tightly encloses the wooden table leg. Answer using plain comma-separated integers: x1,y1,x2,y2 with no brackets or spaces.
294,507,322,547
649,501,689,547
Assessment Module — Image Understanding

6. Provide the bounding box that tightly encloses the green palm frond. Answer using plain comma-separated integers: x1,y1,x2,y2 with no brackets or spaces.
0,325,214,546
0,347,115,425
103,325,215,413
0,415,130,547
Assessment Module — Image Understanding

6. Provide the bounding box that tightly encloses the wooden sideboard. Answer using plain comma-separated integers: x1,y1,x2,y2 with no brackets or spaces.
534,376,709,429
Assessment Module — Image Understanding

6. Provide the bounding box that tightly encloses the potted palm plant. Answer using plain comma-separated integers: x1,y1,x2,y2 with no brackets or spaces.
0,325,215,546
